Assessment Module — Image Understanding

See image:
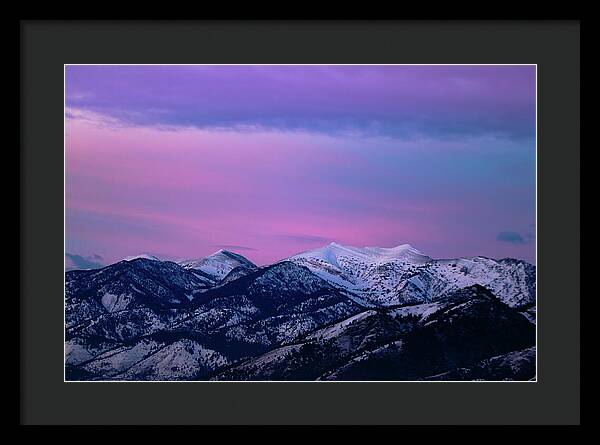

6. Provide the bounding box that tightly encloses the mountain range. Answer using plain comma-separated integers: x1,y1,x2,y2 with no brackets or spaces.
65,243,536,381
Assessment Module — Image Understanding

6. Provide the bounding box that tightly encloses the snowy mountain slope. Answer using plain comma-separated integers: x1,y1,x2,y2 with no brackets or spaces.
113,338,228,381
67,333,229,381
65,244,536,381
65,259,210,317
175,261,364,354
65,260,364,379
219,264,259,285
318,286,535,381
214,285,534,381
519,305,536,324
177,249,256,280
288,243,431,305
211,309,411,380
287,242,535,308
422,346,536,381
64,258,216,366
399,256,536,308
65,336,121,366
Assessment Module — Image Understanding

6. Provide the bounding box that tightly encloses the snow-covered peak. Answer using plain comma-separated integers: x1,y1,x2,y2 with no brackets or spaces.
209,249,251,262
123,253,162,262
290,242,431,267
285,240,535,309
284,242,433,307
283,242,527,309
177,249,256,280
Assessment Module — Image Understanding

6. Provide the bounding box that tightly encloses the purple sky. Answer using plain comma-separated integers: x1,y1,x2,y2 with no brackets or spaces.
65,65,536,265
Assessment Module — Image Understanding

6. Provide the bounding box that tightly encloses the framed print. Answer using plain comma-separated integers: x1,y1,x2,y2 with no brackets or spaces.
21,20,580,425
64,63,537,383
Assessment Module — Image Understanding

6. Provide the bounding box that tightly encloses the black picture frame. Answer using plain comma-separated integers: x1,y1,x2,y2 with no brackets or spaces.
20,20,580,425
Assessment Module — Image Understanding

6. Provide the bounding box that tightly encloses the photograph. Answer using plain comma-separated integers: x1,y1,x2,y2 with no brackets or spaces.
64,64,537,382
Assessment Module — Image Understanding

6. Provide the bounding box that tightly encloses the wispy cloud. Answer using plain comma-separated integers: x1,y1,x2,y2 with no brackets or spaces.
278,234,331,245
65,253,104,270
213,244,258,252
496,231,527,244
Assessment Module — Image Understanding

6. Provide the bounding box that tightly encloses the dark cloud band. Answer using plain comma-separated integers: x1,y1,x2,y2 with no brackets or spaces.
66,65,536,140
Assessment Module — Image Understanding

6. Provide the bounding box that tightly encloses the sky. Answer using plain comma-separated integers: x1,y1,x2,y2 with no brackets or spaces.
65,65,536,266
